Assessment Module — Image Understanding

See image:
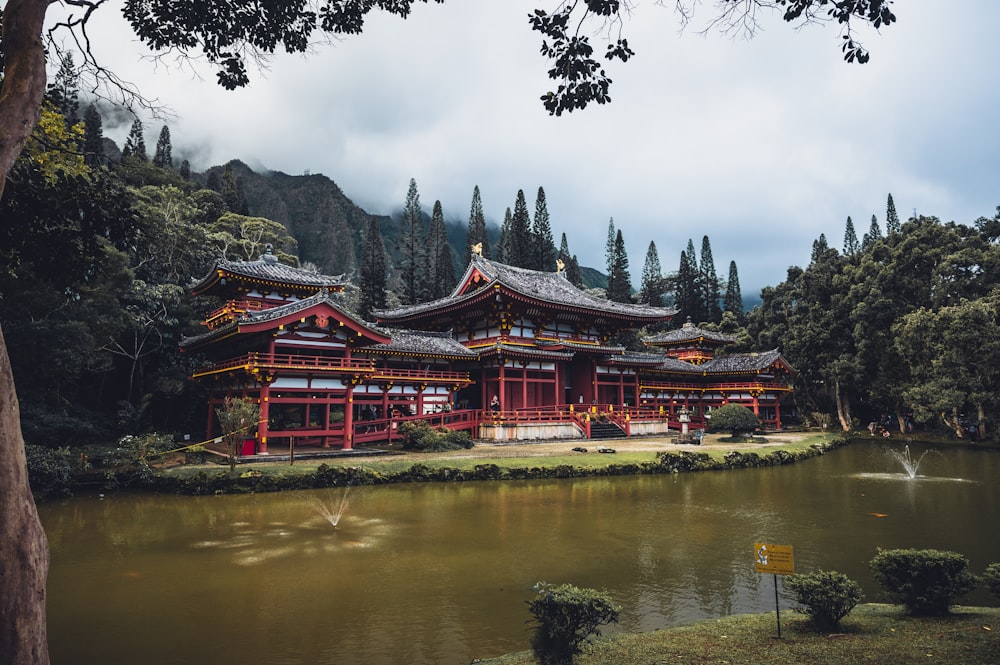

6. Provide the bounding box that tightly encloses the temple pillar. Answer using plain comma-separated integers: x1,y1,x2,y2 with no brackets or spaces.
343,383,355,450
257,383,270,454
775,400,782,430
752,395,760,415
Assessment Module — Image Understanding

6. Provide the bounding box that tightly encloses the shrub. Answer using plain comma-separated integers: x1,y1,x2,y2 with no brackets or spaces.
707,404,760,439
983,563,1000,600
398,421,473,451
785,569,863,631
25,445,89,500
103,433,172,489
870,548,978,615
528,582,620,665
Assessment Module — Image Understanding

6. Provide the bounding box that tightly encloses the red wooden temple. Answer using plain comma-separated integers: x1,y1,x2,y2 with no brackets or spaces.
181,249,794,454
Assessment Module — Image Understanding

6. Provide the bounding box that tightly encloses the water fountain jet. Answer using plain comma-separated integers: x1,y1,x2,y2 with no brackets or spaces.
313,486,352,528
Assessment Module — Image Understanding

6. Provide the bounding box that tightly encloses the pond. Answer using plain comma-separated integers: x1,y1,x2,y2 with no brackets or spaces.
40,441,1000,665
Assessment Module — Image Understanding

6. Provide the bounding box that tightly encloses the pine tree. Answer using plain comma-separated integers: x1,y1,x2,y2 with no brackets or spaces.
152,125,173,169
235,176,249,215
606,230,632,303
399,178,424,305
810,233,830,263
861,214,881,251
567,255,583,288
886,193,901,235
426,200,454,299
122,119,147,161
179,159,191,180
605,217,616,276
723,260,744,320
46,52,79,127
497,207,512,264
206,169,222,192
674,242,702,323
843,216,860,257
700,235,722,323
359,217,387,319
465,185,490,262
532,186,557,271
507,189,533,268
638,241,664,306
82,104,105,168
222,164,239,211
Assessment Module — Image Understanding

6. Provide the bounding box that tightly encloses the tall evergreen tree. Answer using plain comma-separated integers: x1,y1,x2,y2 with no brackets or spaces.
82,104,105,168
861,214,881,251
497,207,512,264
557,233,583,288
810,233,830,263
605,217,616,276
638,241,664,306
532,186,557,271
507,189,533,268
122,118,147,161
675,241,703,323
221,164,239,211
399,178,424,305
465,185,490,262
886,193,901,236
359,217,387,319
724,260,744,320
843,215,860,258
179,159,191,180
700,235,722,323
426,200,454,299
606,230,632,303
46,52,79,128
152,124,173,169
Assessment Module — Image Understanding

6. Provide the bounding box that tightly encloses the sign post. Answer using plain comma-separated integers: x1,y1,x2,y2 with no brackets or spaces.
754,543,794,638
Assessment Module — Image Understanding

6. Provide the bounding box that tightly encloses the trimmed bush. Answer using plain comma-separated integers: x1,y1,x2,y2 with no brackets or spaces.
398,421,474,451
708,403,760,439
528,583,620,665
870,548,978,615
983,563,1000,601
785,569,862,631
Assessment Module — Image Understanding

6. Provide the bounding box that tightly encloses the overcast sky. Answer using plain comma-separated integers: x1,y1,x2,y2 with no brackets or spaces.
67,0,1000,294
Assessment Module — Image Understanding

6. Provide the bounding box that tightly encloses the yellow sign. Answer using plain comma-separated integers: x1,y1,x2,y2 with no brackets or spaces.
754,543,795,575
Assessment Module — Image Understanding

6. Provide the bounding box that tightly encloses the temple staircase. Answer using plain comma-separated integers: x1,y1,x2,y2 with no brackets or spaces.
588,420,626,440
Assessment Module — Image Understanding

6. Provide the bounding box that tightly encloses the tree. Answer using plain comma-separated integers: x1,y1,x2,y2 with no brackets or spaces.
465,185,490,262
886,193,901,236
861,214,881,251
359,217,387,319
497,207,512,264
507,189,533,268
0,1,908,662
723,260,744,319
152,124,173,169
605,217,616,277
45,51,79,128
709,403,760,439
121,118,147,162
638,241,664,306
810,233,830,263
399,178,423,305
700,235,722,323
528,583,620,665
558,233,583,288
605,229,632,303
425,200,454,299
81,104,105,168
532,186,557,271
842,216,860,258
215,396,260,472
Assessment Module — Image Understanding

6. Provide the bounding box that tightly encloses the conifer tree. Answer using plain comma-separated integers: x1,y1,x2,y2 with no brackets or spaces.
399,178,424,304
861,214,881,250
46,52,79,128
82,104,105,168
843,215,860,257
605,217,616,276
497,207,512,264
221,164,239,211
507,189,533,268
886,193,901,235
723,260,744,320
122,118,147,161
700,235,722,323
557,233,583,288
206,169,222,192
606,230,632,303
425,200,454,299
179,159,191,180
532,186,557,271
675,241,703,323
359,217,387,319
638,241,664,306
152,125,173,169
465,185,490,262
811,233,830,263
235,175,249,215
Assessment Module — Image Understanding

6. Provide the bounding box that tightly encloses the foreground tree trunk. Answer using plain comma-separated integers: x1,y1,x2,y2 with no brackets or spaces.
0,326,50,665
0,2,53,664
834,379,852,432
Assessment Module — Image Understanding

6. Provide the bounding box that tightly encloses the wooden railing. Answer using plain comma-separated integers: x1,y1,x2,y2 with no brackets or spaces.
640,380,793,393
193,352,470,383
203,299,283,328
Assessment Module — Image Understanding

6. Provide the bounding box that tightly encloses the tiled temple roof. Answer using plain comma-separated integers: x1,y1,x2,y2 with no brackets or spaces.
476,341,576,361
701,349,790,374
644,319,737,346
363,329,478,359
190,247,344,295
376,256,677,322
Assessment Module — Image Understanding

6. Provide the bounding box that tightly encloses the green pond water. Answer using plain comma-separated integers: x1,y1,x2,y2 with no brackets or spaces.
40,441,1000,664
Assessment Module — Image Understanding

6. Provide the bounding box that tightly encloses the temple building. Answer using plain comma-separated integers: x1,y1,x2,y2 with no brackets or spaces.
181,249,794,454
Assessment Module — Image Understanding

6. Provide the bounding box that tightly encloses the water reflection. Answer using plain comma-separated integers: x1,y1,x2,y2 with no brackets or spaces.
40,442,1000,665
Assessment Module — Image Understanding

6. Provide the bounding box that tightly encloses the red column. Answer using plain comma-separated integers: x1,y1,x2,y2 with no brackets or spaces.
257,383,270,454
775,399,782,430
343,383,355,450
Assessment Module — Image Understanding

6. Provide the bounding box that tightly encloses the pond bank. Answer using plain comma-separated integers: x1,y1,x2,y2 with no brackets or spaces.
154,431,847,494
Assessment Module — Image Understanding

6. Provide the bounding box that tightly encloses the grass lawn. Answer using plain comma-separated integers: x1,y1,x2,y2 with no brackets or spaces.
480,604,1000,664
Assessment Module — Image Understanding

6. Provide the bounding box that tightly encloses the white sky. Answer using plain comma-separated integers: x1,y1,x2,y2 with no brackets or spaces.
63,0,1000,293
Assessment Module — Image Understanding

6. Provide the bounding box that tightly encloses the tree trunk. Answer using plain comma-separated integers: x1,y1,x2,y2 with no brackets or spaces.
833,378,852,432
0,324,50,665
939,407,964,438
0,2,54,664
894,409,907,435
977,403,986,437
